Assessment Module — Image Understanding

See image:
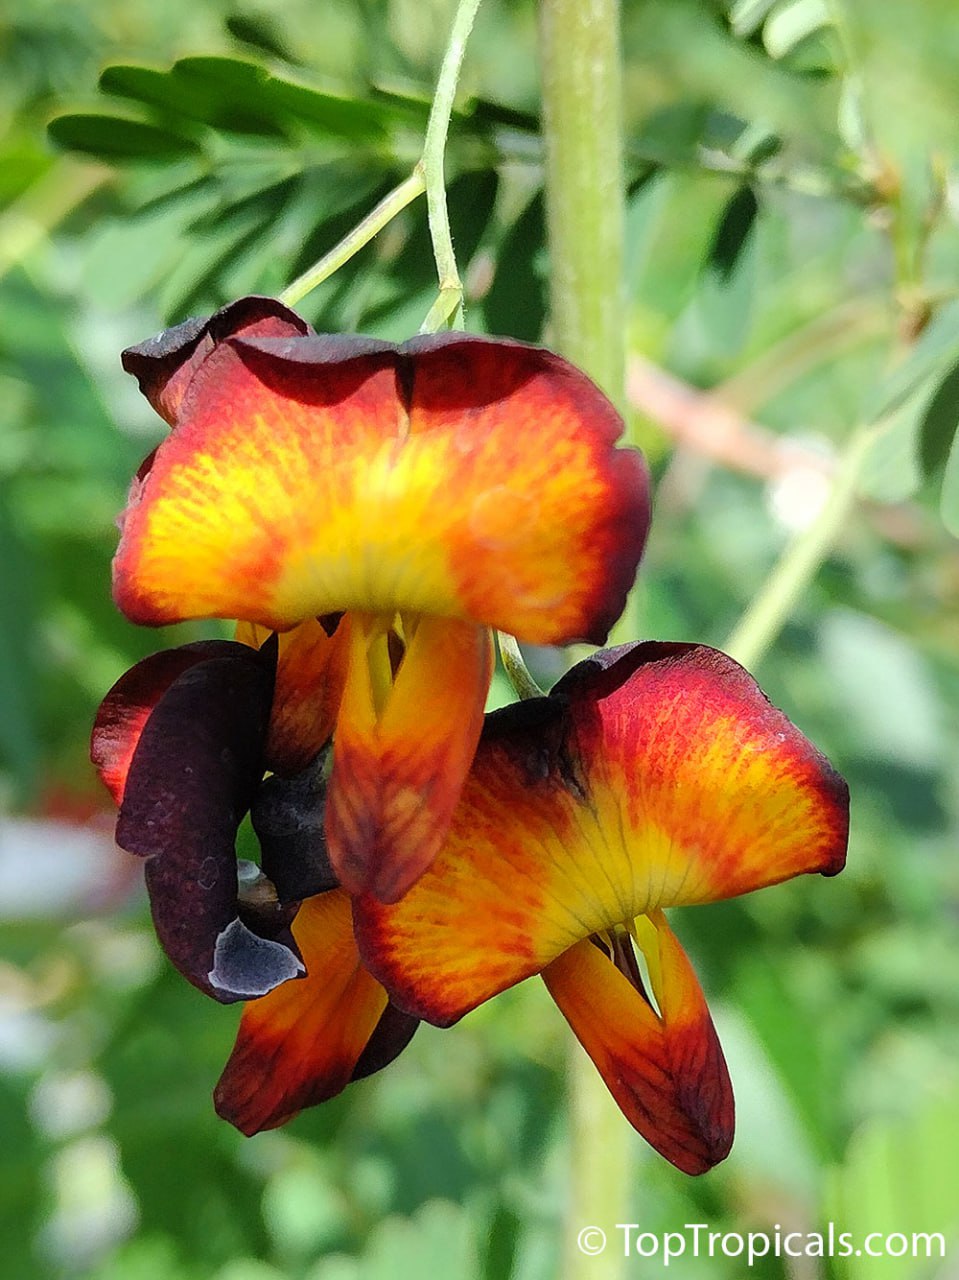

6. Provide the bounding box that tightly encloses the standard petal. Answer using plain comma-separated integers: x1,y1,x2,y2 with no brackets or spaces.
326,614,493,902
113,330,649,644
354,642,848,1024
542,913,733,1176
402,333,651,644
236,616,351,775
116,645,302,1002
121,295,309,426
91,640,240,804
113,335,404,628
214,891,416,1135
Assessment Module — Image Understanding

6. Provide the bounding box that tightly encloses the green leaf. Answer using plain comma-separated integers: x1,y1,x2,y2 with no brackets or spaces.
172,55,269,93
858,384,928,503
866,300,959,421
81,185,217,309
938,413,959,536
225,13,299,65
920,357,959,477
260,78,391,142
482,191,546,343
763,0,831,60
818,609,942,769
728,0,781,39
708,184,758,280
47,114,201,162
100,58,395,144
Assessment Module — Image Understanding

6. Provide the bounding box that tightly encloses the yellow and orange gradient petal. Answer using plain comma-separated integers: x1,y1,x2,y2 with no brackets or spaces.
215,891,397,1135
354,642,849,1025
236,616,351,776
113,327,649,644
543,914,733,1176
327,614,494,901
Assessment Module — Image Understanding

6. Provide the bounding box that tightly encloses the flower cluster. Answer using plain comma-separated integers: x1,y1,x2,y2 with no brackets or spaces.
93,297,849,1174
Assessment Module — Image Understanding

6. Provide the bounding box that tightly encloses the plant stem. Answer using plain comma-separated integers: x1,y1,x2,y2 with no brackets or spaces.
497,632,545,701
724,425,875,670
279,170,426,308
538,0,627,416
538,4,633,1278
281,0,482,318
419,0,483,332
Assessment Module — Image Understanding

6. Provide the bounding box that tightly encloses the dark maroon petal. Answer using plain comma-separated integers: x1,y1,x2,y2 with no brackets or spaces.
117,644,302,1002
250,754,338,903
91,640,244,806
318,612,344,638
230,331,398,368
121,296,311,426
350,1003,419,1082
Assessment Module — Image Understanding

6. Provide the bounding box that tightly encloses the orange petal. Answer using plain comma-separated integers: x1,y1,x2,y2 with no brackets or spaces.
554,643,849,904
354,642,848,1024
215,890,396,1135
402,334,650,644
236,616,351,775
114,328,649,645
327,615,493,902
542,913,733,1176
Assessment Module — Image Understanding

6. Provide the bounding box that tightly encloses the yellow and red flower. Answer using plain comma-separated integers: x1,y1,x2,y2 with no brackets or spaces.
97,300,849,1172
114,297,651,902
91,630,417,1134
353,642,850,1174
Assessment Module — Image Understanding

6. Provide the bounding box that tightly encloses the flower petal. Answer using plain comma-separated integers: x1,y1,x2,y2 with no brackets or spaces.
116,644,302,1002
214,890,416,1135
114,327,649,644
91,640,240,804
542,913,733,1175
354,642,848,1024
250,755,338,904
236,615,351,775
400,333,651,644
551,643,850,904
121,295,309,426
327,615,493,902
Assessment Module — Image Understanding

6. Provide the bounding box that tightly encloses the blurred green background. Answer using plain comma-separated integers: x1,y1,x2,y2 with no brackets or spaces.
2,0,959,1276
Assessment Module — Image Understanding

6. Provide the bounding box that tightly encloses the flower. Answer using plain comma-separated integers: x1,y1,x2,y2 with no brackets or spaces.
91,628,417,1134
113,297,651,902
353,642,850,1174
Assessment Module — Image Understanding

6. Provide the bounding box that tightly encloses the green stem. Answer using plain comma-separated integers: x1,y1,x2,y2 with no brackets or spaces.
497,632,545,701
538,4,633,1278
724,426,874,670
419,0,483,332
281,0,482,317
279,170,425,309
538,0,627,416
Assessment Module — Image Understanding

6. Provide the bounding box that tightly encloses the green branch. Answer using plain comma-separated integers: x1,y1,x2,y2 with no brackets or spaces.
281,0,483,324
537,4,634,1279
280,170,426,308
539,0,627,415
419,0,483,332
